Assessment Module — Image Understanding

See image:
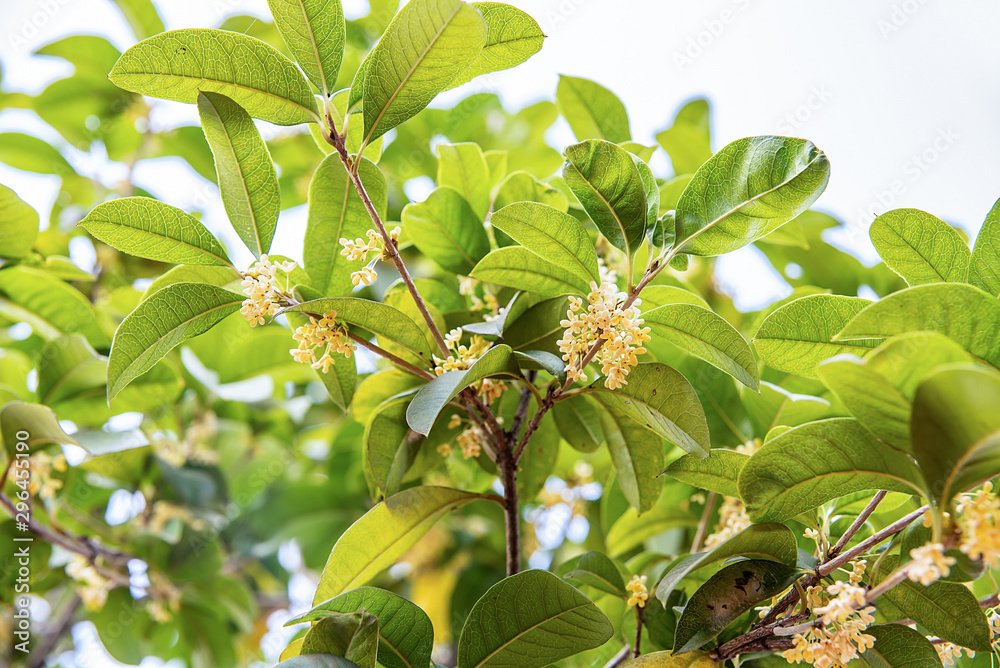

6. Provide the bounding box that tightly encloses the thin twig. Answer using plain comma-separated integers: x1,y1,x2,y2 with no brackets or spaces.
509,371,537,440
603,644,632,668
632,605,644,659
691,491,717,554
345,332,435,380
829,491,887,558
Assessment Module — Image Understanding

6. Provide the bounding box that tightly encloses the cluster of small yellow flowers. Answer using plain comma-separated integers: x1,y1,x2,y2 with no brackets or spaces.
456,426,485,459
907,542,955,586
240,254,295,326
735,438,762,455
289,309,356,373
146,501,208,534
151,413,220,468
28,451,67,500
146,573,182,623
626,575,649,608
558,281,651,389
704,496,752,549
782,565,876,668
955,482,1000,569
339,226,400,287
433,328,507,403
66,556,114,611
459,275,499,314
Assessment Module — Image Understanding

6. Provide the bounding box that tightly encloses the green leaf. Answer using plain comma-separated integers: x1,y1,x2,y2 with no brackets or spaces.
110,0,165,39
743,381,832,438
835,283,1000,368
314,486,483,603
365,395,420,497
662,450,749,498
738,418,927,522
0,267,108,347
402,186,491,274
108,283,243,399
405,345,518,436
0,184,38,259
870,208,971,285
109,29,319,125
656,99,711,176
288,587,433,668
79,197,232,266
36,335,106,406
872,555,992,652
1,402,79,458
753,294,879,378
911,365,1000,507
512,350,564,381
564,551,627,597
502,295,569,350
556,75,630,143
276,655,361,668
599,403,664,513
446,2,544,88
552,394,603,452
638,286,708,310
471,246,589,297
284,297,433,362
360,0,487,146
674,136,830,256
456,569,614,668
436,142,491,219
143,265,240,300
494,171,568,213
198,91,280,257
655,523,797,605
490,202,600,286
267,0,346,96
816,355,911,451
563,139,647,258
623,651,715,668
866,332,972,400
606,485,700,557
301,612,378,668
35,35,122,77
672,560,799,653
969,197,1000,297
861,624,943,668
643,304,758,390
586,363,711,458
305,156,387,294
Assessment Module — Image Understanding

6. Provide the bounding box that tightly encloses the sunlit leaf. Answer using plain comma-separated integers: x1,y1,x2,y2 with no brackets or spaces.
870,208,971,285
267,0,346,96
556,75,630,143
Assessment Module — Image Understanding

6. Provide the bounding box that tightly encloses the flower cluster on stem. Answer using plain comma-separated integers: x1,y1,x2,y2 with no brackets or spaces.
289,309,356,373
626,575,649,608
339,226,401,287
434,328,506,403
240,254,295,326
558,280,651,389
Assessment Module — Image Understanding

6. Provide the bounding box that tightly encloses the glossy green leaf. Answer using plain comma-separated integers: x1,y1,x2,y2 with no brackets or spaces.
360,0,487,146
743,381,832,438
446,2,544,88
623,651,715,668
673,559,799,653
109,29,319,125
0,184,38,259
502,295,569,350
79,197,232,266
754,294,879,377
494,170,568,213
552,394,603,452
512,350,564,381
402,187,490,274
456,569,614,668
267,0,346,96
556,75,630,143
289,587,433,668
738,418,926,522
565,550,627,597
563,139,647,258
872,555,992,652
656,99,711,176
870,208,971,285
911,365,1000,507
606,485,700,556
644,304,758,390
314,486,483,603
599,403,664,513
638,286,708,310
586,363,711,458
198,91,280,257
1,401,79,458
108,283,243,399
662,450,749,498
634,155,660,234
406,345,518,435
436,142,491,219
36,335,106,406
143,265,240,300
835,283,1000,368
865,332,972,400
674,136,829,256
471,246,589,297
365,395,420,497
490,202,600,285
816,355,910,451
656,523,797,604
276,655,361,668
305,156,387,294
969,197,1000,297
301,612,378,668
861,624,943,668
0,267,108,348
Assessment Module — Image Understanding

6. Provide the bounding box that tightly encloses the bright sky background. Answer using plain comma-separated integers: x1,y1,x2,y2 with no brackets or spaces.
2,0,999,664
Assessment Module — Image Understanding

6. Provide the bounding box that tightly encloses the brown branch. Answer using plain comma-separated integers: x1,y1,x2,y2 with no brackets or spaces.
691,491,718,554
633,605,645,659
509,371,537,440
497,445,520,576
513,384,557,465
828,491,887,559
346,331,435,380
602,644,631,668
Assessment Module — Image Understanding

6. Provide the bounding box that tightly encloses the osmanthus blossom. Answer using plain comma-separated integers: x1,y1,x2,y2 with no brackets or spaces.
626,574,649,608
240,254,295,327
289,309,356,373
338,226,401,287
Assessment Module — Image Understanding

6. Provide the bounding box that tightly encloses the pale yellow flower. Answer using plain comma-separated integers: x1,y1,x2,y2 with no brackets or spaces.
704,497,751,549
907,542,955,586
289,309,356,373
240,254,294,327
956,482,1000,569
626,575,648,608
66,556,113,611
